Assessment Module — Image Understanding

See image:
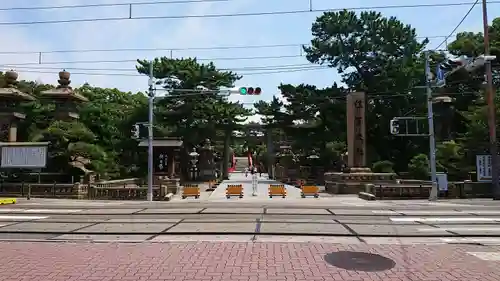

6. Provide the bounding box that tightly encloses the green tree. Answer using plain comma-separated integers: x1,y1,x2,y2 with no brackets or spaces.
31,120,107,175
436,140,464,180
372,160,395,173
136,58,251,179
302,10,429,169
78,84,149,178
408,154,429,180
135,58,248,144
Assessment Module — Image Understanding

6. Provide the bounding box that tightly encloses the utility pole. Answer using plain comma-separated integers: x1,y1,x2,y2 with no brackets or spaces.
425,51,439,201
482,0,500,199
147,61,154,202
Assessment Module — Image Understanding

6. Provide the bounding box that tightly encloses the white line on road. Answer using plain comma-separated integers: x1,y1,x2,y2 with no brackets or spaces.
390,217,500,222
0,215,48,220
441,238,500,245
399,211,464,215
24,209,82,213
371,210,400,214
467,211,500,215
419,227,500,232
0,209,82,213
0,209,18,212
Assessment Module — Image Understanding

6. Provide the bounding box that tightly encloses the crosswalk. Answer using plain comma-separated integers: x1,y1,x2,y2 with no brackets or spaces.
0,208,83,222
0,215,48,220
0,209,82,213
390,217,500,222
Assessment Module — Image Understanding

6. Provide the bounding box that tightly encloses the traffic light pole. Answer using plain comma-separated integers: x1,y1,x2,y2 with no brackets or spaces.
425,51,439,201
147,61,154,202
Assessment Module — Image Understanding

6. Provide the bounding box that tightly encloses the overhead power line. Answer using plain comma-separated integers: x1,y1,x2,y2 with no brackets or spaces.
434,0,480,50
0,54,306,66
0,61,466,78
0,66,329,77
0,1,498,26
0,35,459,55
0,0,229,11
2,63,320,72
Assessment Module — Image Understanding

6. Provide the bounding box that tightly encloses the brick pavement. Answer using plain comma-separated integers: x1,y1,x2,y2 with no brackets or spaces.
0,241,499,281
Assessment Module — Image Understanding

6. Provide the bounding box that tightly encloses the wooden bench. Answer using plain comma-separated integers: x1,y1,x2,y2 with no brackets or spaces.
226,184,243,199
269,184,286,198
182,184,200,199
301,185,319,198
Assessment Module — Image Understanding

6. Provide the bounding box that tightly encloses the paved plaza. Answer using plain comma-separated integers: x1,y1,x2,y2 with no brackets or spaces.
198,173,303,201
0,241,499,281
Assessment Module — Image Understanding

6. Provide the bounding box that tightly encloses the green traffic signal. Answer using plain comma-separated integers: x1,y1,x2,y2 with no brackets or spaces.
239,87,247,94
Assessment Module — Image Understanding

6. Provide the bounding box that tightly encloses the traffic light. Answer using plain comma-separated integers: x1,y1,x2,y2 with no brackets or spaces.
239,87,261,95
389,119,399,135
131,124,140,139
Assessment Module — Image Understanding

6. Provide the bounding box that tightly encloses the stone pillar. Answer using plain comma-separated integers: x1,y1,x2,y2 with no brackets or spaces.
8,122,17,142
346,92,367,169
198,138,216,181
265,127,274,179
222,129,231,180
168,153,175,178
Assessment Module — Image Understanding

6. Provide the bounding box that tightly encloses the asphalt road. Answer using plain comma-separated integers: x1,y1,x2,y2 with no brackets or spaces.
1,197,500,245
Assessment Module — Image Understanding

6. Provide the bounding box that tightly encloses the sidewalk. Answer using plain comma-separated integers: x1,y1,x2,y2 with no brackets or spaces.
0,241,498,280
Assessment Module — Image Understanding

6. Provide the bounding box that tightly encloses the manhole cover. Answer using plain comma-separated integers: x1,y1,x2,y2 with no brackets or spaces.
324,251,395,272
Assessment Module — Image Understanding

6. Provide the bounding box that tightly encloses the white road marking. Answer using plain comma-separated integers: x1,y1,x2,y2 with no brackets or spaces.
0,209,18,212
371,210,399,214
419,227,500,232
467,211,500,215
466,252,500,261
24,209,82,213
390,217,500,222
399,211,464,215
0,215,48,220
441,238,500,245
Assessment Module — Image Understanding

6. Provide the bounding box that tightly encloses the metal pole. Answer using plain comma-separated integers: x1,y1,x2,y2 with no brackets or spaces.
426,51,439,201
482,0,500,199
147,61,154,202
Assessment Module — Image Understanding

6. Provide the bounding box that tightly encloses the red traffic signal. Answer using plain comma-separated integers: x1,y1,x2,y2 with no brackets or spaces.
238,87,261,95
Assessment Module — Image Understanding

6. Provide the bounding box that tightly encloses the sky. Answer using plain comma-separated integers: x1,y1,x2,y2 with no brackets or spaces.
0,0,496,123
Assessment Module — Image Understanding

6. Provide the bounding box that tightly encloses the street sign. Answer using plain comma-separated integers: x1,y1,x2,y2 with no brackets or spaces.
0,143,48,169
476,154,494,182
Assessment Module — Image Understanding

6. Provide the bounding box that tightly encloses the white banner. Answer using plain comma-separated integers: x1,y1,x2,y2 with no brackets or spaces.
1,146,47,168
476,155,493,182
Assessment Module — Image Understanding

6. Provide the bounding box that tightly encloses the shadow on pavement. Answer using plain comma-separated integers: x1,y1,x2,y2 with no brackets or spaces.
324,251,396,272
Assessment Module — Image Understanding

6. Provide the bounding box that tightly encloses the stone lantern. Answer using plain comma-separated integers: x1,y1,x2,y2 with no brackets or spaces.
0,70,35,142
40,70,88,120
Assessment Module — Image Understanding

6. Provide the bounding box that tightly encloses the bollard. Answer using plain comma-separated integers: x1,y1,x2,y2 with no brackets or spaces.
27,184,31,200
